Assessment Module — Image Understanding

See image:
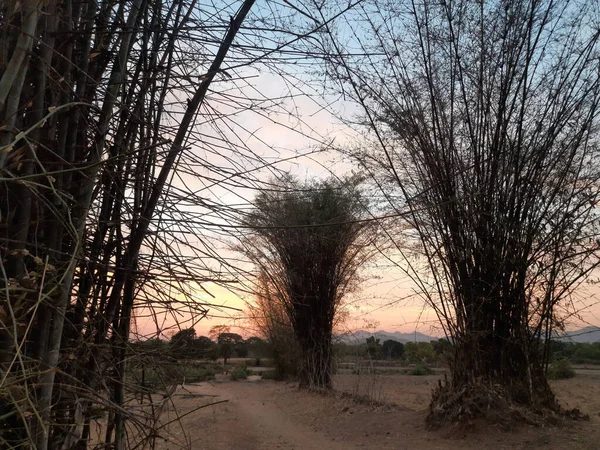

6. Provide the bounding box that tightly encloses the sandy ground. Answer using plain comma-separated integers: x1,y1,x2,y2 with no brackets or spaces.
152,372,600,450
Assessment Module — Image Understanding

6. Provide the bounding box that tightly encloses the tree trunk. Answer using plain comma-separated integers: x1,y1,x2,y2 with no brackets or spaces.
298,330,333,390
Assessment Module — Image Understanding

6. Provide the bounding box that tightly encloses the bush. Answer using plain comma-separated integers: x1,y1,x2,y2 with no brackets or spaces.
129,362,216,392
405,342,436,364
408,364,433,376
230,366,249,381
548,358,576,380
261,370,277,380
181,365,215,382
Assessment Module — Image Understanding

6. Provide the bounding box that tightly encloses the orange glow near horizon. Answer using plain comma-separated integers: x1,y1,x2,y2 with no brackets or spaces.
133,267,600,341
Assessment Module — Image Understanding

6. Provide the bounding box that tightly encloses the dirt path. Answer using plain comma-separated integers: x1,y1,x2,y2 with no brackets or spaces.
155,376,600,450
157,378,353,450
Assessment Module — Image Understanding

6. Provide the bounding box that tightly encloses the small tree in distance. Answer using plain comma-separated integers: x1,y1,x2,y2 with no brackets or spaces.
382,340,404,360
245,336,270,359
169,329,218,360
366,336,383,359
404,342,436,365
210,326,244,365
240,175,376,389
194,336,218,360
170,328,197,359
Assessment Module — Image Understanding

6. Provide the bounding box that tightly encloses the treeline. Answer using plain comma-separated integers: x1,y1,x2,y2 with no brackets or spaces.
131,328,271,364
335,337,453,365
550,341,600,365
334,338,600,367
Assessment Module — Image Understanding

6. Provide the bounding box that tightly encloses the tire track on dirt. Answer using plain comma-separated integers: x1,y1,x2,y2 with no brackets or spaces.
199,380,353,450
164,379,354,450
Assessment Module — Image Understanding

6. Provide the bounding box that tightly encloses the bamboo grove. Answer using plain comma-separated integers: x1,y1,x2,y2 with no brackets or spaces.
238,176,377,389
0,0,340,447
317,0,600,421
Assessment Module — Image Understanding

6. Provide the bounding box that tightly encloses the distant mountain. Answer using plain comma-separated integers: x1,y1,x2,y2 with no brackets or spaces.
558,326,600,343
336,329,436,345
336,327,600,345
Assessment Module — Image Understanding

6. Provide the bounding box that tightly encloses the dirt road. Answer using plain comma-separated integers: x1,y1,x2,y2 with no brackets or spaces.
155,375,600,450
157,378,355,450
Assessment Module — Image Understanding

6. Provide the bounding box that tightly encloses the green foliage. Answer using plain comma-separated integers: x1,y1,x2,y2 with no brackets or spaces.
235,343,249,358
194,336,214,351
168,329,219,360
180,365,216,382
132,338,169,354
431,338,453,357
366,336,382,358
272,345,300,380
129,362,216,392
409,364,433,376
334,342,368,358
549,340,600,364
382,340,404,359
192,336,218,360
573,343,600,363
404,342,436,364
229,366,249,381
547,358,576,380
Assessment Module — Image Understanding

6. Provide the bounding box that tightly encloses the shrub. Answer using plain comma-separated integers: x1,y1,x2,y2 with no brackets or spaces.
409,364,433,376
404,342,436,364
230,366,249,381
182,366,215,382
130,362,216,392
548,358,576,380
261,370,277,380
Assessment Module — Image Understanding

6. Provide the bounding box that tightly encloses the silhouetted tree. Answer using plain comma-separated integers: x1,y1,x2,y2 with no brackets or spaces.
382,340,404,359
245,336,270,358
217,333,244,365
366,336,382,358
193,336,218,360
321,0,600,423
170,328,197,359
240,175,376,388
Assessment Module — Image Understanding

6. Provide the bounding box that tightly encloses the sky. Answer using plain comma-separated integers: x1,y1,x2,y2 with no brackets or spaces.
133,1,600,341
133,65,443,340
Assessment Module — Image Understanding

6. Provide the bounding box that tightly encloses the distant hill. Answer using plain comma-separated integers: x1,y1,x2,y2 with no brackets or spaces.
558,326,600,343
336,327,600,345
336,329,436,345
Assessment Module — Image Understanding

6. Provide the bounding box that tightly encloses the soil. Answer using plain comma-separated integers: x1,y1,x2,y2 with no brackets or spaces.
153,371,600,450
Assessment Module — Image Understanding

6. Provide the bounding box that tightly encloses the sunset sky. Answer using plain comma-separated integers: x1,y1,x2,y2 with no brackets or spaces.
134,50,600,342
